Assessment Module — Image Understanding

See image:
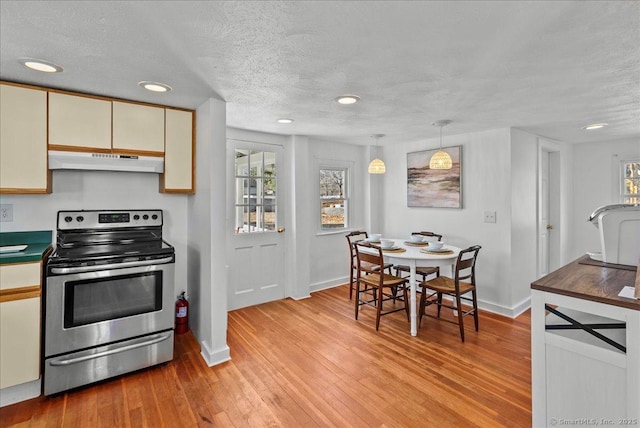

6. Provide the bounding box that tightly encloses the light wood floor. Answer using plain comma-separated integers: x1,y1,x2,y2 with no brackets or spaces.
0,285,531,427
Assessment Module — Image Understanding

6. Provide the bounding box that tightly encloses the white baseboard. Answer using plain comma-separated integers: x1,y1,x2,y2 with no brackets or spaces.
309,276,349,294
200,340,231,367
476,296,531,318
511,296,532,317
306,279,531,319
0,378,41,407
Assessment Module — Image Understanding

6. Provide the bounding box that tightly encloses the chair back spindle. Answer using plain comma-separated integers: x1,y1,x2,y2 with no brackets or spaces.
345,231,369,300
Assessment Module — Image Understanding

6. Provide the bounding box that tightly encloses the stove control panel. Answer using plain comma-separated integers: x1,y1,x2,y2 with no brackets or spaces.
57,210,163,230
99,213,130,223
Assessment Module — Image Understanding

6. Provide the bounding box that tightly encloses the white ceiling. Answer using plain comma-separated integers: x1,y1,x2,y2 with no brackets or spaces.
1,1,638,146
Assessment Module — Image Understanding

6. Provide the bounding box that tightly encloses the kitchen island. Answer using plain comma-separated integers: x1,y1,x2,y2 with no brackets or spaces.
531,255,639,427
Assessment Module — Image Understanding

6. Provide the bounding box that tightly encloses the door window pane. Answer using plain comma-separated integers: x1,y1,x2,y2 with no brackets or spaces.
235,149,277,233
249,150,263,176
235,149,249,176
622,161,640,204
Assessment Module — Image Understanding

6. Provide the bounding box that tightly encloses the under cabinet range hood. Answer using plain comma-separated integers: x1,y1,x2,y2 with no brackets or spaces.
48,151,164,173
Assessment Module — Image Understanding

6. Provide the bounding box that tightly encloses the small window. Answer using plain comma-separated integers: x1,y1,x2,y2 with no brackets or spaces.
621,160,640,204
320,167,348,230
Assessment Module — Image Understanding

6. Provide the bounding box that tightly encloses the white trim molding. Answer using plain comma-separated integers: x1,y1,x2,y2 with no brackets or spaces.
200,340,231,367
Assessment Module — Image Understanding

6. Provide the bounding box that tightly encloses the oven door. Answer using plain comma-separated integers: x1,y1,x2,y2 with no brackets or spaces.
44,259,175,357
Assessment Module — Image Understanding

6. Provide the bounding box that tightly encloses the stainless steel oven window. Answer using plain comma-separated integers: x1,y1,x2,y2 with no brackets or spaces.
63,271,163,328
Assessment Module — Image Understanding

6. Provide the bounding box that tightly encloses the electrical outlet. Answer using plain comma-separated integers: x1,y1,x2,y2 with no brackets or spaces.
483,210,496,223
0,204,14,222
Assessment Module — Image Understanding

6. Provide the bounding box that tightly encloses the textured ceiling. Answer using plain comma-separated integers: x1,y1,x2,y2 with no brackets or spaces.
1,1,638,146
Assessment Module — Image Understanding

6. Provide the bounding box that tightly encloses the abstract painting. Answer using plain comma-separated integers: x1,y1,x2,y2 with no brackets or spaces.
407,146,462,208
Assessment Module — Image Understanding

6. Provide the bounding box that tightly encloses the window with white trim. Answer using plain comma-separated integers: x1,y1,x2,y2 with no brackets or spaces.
319,167,349,230
621,159,639,204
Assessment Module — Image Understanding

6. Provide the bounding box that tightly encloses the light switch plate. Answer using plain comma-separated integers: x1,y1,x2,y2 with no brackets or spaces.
0,204,13,222
483,210,496,223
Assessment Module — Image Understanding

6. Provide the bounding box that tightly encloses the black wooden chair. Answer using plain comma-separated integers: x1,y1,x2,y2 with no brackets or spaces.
345,231,393,300
354,242,409,331
418,245,481,342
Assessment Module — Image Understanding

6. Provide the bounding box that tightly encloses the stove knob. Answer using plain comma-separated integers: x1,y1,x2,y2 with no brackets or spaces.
152,214,158,220
143,214,149,220
133,214,140,220
76,216,84,223
64,216,73,223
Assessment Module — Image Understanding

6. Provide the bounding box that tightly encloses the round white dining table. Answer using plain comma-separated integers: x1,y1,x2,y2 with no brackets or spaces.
360,239,462,336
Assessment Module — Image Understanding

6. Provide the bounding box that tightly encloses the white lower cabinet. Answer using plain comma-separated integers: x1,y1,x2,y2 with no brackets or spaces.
0,297,40,389
0,261,43,405
532,291,640,427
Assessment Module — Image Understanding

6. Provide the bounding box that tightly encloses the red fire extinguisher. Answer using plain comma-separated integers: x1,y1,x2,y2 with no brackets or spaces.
175,291,189,335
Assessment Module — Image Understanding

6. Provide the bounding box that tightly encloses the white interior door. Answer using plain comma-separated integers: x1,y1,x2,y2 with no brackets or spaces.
538,140,562,277
538,151,550,276
227,140,285,310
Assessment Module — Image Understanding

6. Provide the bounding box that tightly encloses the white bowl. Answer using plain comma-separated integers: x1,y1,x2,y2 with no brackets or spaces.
380,239,394,249
409,235,423,243
427,241,444,250
369,233,382,242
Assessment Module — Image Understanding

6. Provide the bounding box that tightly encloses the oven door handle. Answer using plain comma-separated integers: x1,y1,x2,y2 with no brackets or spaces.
49,332,172,366
50,256,174,274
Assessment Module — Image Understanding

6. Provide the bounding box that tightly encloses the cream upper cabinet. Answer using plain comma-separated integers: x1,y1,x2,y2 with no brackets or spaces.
48,92,111,151
0,262,43,389
0,83,50,193
162,109,194,193
112,101,165,154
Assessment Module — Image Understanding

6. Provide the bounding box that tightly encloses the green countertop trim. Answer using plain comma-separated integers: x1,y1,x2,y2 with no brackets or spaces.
0,230,53,264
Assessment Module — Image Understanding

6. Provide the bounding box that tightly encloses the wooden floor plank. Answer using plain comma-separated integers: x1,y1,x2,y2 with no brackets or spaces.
0,284,531,427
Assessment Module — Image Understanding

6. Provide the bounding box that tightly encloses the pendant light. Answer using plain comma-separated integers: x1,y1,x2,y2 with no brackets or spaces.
368,134,386,174
429,120,452,170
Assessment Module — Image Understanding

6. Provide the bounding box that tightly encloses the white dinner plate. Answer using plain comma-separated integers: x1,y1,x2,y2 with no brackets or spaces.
0,245,28,253
424,247,449,253
381,246,400,251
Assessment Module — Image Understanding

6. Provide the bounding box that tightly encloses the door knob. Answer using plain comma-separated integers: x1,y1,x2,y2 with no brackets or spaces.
277,227,285,233
546,224,553,230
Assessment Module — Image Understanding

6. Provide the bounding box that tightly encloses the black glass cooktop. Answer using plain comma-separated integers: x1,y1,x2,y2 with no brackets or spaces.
49,240,174,264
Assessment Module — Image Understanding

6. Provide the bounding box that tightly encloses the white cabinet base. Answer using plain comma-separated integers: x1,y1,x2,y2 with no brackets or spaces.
532,290,640,427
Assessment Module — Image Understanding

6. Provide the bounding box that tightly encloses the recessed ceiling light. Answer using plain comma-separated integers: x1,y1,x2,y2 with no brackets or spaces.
276,118,294,124
335,94,361,105
582,123,608,130
18,58,63,73
138,81,172,93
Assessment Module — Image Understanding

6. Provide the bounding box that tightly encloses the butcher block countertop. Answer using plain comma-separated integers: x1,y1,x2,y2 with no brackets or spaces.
531,254,639,311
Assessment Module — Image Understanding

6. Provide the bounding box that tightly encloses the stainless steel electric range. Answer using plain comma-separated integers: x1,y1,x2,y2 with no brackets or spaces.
43,209,175,396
